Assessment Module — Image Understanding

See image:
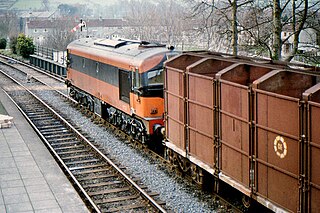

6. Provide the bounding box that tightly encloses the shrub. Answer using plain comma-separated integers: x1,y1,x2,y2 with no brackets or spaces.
10,36,17,54
16,33,35,58
0,38,6,49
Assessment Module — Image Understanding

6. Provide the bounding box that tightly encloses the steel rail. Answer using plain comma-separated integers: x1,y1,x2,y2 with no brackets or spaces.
0,69,101,212
0,69,167,212
0,53,65,82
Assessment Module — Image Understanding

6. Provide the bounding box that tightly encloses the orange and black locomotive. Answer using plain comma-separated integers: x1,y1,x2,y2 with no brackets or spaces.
66,38,175,144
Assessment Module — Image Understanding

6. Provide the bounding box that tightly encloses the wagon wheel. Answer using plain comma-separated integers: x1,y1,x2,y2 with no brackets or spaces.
165,149,178,169
242,195,251,208
190,165,204,185
177,155,190,173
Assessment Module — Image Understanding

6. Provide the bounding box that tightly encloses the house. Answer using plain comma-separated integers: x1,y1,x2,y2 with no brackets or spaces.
23,17,128,45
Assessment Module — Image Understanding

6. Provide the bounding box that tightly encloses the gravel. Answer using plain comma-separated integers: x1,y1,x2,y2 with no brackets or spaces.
35,91,226,213
0,65,227,213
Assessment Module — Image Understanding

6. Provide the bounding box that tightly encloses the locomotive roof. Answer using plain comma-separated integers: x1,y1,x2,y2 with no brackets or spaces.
67,38,173,72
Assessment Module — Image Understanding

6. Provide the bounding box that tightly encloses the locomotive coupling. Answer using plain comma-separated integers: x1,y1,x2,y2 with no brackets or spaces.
153,124,165,137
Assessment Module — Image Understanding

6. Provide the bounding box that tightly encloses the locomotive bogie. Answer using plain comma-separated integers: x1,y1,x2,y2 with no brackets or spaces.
164,52,320,213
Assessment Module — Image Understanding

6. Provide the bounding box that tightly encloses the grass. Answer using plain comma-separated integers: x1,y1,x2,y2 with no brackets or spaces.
0,49,29,62
10,0,42,10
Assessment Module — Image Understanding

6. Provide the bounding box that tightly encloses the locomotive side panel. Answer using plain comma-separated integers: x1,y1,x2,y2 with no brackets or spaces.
67,52,131,113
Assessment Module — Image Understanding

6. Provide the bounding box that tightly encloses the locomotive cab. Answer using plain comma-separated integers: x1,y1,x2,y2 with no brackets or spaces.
132,68,164,98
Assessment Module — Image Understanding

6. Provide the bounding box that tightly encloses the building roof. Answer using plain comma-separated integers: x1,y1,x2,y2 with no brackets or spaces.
27,18,127,29
20,11,56,19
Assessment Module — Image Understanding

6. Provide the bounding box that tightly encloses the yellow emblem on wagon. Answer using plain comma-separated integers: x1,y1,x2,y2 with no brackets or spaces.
274,136,287,159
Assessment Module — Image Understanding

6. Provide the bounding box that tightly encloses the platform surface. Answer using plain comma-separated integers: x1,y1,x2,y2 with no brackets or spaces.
0,89,89,213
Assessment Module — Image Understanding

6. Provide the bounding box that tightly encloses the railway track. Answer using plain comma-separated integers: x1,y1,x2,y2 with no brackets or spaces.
0,54,244,212
0,67,168,212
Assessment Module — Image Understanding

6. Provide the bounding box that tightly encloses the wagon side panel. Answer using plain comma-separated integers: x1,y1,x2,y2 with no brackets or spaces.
309,102,320,213
188,73,215,166
255,90,300,212
165,67,185,150
220,81,250,187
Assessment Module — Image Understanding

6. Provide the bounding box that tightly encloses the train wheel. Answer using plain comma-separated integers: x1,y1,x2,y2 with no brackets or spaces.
88,100,94,112
116,113,123,127
69,88,75,99
242,195,251,208
107,111,115,125
177,155,190,173
190,165,204,185
130,122,137,138
166,149,178,170
75,91,80,102
121,118,127,131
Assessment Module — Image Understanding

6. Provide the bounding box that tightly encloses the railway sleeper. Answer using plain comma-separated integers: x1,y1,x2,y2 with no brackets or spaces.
73,167,111,175
83,180,123,188
95,194,139,204
37,124,65,130
77,174,118,181
54,144,85,151
41,129,71,136
28,115,52,120
69,163,107,171
39,127,67,133
48,138,81,146
61,154,95,161
104,203,149,213
88,187,131,196
65,158,99,166
57,149,91,155
45,131,74,137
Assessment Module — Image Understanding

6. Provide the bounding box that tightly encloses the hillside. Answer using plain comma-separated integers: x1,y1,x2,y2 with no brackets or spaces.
6,0,116,11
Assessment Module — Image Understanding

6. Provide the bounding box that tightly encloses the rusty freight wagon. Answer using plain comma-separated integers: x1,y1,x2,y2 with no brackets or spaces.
164,52,320,213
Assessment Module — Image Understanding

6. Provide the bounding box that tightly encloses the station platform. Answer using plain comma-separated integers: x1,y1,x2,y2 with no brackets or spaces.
0,90,89,213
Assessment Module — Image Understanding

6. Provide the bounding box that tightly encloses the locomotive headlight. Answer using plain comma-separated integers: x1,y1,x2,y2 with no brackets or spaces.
150,108,158,114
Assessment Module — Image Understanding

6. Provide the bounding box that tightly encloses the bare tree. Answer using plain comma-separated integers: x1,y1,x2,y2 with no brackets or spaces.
187,0,319,62
244,0,319,61
44,20,76,50
0,12,19,39
187,0,252,55
119,0,187,48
